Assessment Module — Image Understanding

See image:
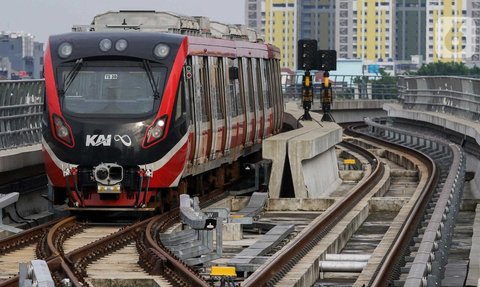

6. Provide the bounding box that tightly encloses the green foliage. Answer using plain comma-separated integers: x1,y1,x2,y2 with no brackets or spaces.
371,69,398,99
415,62,480,76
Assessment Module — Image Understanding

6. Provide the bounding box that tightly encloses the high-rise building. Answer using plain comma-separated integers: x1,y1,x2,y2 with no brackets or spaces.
335,0,355,59
426,0,480,64
395,0,427,61
265,0,297,69
245,0,265,35
336,0,394,61
298,0,335,50
0,32,44,79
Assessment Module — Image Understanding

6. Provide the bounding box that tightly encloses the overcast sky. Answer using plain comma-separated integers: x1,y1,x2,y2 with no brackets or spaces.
1,0,245,44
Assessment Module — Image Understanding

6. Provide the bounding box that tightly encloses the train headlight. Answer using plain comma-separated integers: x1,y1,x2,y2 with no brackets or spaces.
153,43,170,58
99,39,112,52
58,42,73,58
143,115,168,147
52,114,74,147
115,39,128,52
95,167,109,181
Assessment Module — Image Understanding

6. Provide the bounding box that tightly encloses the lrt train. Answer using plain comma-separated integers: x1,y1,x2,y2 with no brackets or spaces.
42,31,283,211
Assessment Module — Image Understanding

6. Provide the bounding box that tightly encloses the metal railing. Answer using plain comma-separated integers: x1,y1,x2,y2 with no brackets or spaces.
281,74,399,102
0,80,44,150
398,76,480,122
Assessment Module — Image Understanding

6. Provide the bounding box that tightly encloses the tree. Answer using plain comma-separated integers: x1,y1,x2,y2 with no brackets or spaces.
415,62,480,76
371,69,398,99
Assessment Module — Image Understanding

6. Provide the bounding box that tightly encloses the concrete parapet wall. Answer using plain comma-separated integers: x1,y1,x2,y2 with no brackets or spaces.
0,144,43,172
467,204,480,285
384,103,480,147
289,124,342,198
265,102,343,199
263,126,317,199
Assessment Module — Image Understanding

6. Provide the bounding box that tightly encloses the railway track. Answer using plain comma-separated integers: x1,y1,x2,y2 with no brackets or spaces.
243,121,465,286
0,191,229,287
243,139,386,286
0,119,469,286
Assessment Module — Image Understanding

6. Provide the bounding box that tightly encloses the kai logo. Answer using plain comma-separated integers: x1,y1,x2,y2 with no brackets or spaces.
86,135,132,147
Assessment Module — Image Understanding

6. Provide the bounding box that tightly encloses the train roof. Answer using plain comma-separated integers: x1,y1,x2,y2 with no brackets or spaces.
70,11,281,60
72,10,264,43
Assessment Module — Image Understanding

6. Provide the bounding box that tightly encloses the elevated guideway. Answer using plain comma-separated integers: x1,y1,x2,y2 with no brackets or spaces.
389,76,480,285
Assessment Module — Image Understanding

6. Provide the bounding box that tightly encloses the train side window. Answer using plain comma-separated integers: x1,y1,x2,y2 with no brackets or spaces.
210,57,225,120
266,60,275,108
217,57,226,119
246,58,255,112
273,60,281,103
196,56,210,122
261,59,271,109
175,77,186,122
226,58,239,117
185,56,194,125
238,58,247,115
254,59,264,111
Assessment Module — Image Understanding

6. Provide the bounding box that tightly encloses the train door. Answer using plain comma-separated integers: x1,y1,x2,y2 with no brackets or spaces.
238,58,253,147
254,59,265,141
208,57,226,160
226,58,243,160
192,56,211,164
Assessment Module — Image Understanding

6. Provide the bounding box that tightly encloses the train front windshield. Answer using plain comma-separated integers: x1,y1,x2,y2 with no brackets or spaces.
57,60,166,117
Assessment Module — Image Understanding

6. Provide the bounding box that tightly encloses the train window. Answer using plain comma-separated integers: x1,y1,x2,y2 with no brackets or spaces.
195,56,210,122
216,58,226,119
185,56,195,125
210,57,224,120
238,58,248,114
58,60,166,117
226,58,239,117
261,59,271,109
266,60,275,108
174,77,186,122
254,59,264,110
246,58,255,112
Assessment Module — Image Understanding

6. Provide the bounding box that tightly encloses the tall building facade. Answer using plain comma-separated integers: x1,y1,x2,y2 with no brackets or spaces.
249,0,480,68
245,0,265,35
265,0,297,69
426,0,480,64
336,0,394,61
0,32,43,79
335,0,355,59
298,0,335,50
395,0,427,61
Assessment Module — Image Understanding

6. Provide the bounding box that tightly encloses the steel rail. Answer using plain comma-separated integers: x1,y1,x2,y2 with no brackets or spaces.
243,140,384,286
345,122,438,286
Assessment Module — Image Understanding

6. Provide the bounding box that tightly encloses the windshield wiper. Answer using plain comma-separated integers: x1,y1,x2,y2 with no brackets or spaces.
143,60,160,98
60,58,83,96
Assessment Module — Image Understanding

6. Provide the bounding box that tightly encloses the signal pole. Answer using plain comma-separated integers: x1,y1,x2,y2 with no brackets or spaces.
321,71,334,122
302,70,313,121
